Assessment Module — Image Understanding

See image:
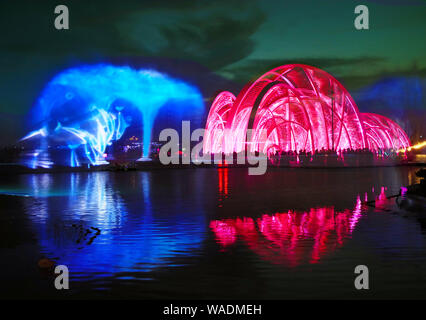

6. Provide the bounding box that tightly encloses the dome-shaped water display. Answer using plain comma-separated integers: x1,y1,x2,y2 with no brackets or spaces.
203,64,410,156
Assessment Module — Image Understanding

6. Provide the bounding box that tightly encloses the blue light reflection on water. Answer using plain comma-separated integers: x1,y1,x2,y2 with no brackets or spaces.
17,172,206,281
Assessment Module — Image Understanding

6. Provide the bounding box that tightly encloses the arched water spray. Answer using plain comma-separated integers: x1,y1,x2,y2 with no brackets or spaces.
21,64,203,167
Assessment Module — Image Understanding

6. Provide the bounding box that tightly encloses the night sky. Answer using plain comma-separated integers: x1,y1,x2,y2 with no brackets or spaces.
0,0,425,145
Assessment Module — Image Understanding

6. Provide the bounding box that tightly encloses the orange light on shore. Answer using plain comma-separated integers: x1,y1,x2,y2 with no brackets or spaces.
399,141,426,153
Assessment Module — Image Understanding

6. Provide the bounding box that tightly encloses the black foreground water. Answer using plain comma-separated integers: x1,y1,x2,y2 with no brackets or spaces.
0,166,425,299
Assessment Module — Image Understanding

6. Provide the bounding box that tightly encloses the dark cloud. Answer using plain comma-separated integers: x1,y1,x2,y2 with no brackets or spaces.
115,1,266,70
0,0,265,70
341,65,426,90
220,57,386,84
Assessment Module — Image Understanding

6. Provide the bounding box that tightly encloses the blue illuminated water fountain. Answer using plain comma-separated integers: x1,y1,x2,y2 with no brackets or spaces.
21,64,204,168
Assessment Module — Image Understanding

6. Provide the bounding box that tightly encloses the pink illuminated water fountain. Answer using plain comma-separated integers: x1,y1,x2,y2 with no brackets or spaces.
203,64,410,156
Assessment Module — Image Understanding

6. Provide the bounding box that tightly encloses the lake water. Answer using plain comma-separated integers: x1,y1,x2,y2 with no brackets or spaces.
0,166,425,299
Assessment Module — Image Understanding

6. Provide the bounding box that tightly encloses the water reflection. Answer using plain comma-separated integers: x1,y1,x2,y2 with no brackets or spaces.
208,166,426,267
20,172,206,281
210,196,363,267
374,187,391,211
0,166,422,295
218,166,229,207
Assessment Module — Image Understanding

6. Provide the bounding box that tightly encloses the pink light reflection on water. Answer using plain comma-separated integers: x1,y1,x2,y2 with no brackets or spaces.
210,198,366,267
374,186,393,211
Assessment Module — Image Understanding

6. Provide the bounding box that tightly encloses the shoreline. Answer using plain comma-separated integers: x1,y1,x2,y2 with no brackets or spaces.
0,160,425,175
